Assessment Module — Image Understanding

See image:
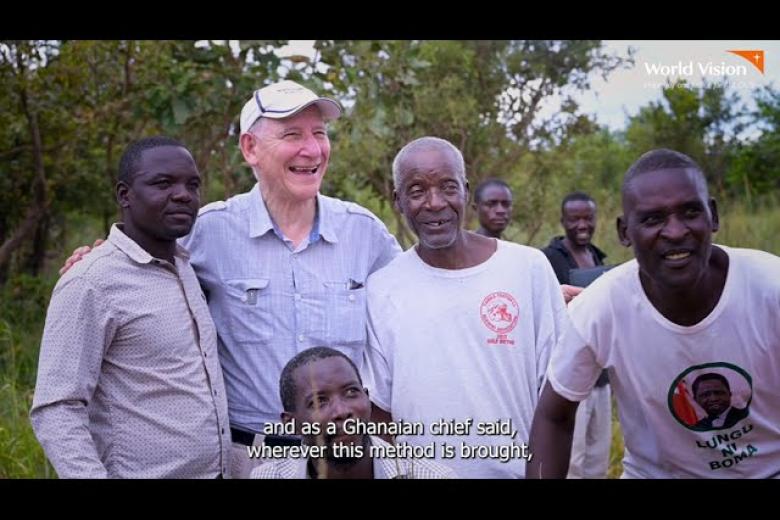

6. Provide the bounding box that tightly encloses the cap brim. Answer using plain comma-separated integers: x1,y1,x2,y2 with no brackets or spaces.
261,98,342,121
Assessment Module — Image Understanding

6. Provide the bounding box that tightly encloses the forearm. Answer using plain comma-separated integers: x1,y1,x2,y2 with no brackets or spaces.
526,412,576,479
527,381,579,479
31,401,108,478
32,278,114,478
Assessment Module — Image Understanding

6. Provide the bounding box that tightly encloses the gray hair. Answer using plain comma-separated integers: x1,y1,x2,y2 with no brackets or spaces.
392,136,466,190
249,118,264,134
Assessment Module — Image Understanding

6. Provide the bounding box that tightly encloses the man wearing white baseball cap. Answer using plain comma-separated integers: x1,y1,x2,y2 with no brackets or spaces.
181,79,401,477
59,80,401,478
238,80,342,129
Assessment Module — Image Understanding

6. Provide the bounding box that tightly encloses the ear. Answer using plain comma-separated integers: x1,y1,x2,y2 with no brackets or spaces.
281,411,300,434
709,197,719,233
239,132,258,165
116,181,131,209
617,215,631,247
393,190,401,214
464,180,471,205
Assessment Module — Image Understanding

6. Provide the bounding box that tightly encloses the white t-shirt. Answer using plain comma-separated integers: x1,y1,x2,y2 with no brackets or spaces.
549,245,780,478
364,240,568,478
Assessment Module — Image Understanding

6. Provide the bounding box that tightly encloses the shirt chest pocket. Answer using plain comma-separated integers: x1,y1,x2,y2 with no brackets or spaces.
323,280,367,347
223,278,273,344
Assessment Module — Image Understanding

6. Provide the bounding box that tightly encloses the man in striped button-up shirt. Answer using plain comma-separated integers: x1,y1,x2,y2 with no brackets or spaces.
32,137,231,478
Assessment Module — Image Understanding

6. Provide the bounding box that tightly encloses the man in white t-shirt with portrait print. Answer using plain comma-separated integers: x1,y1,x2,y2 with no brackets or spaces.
528,148,780,479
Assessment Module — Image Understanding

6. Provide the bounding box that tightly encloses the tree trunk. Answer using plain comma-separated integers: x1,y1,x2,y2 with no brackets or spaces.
0,204,46,270
25,213,50,275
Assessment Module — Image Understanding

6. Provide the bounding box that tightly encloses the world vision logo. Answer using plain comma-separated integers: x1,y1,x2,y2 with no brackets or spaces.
643,49,765,78
727,50,765,75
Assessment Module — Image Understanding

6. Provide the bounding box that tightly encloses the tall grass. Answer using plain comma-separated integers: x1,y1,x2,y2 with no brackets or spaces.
0,272,57,477
717,196,780,255
0,211,103,478
607,397,625,479
0,317,53,478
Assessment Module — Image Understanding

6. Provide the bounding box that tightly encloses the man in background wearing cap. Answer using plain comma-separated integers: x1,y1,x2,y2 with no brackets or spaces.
61,80,401,478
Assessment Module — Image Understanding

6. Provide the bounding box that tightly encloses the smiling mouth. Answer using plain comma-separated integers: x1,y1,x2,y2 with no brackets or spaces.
423,219,450,228
664,251,691,261
289,165,319,175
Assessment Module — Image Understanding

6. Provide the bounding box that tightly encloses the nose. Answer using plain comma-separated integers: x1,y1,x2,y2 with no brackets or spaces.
170,182,193,202
423,188,447,211
299,132,324,158
660,214,689,241
328,396,353,423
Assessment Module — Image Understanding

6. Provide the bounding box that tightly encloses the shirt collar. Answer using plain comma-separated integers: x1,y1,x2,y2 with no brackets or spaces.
369,436,409,479
248,184,338,245
108,223,190,265
549,235,607,261
712,406,733,427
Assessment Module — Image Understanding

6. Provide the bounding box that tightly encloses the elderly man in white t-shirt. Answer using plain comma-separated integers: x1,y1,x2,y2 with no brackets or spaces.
363,136,569,478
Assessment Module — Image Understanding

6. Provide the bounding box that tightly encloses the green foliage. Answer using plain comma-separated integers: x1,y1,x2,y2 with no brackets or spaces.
0,213,106,478
0,287,55,478
315,40,630,246
624,80,747,194
727,87,780,197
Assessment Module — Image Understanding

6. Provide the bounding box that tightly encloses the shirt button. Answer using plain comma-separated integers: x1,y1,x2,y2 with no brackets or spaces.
213,390,217,396
348,294,355,302
204,352,208,357
221,428,225,434
298,334,304,342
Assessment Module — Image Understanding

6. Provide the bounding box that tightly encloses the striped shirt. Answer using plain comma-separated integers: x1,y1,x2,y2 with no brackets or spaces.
31,224,230,478
180,185,400,432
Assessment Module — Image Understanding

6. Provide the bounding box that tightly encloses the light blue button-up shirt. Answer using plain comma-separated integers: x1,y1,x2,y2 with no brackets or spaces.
180,184,401,431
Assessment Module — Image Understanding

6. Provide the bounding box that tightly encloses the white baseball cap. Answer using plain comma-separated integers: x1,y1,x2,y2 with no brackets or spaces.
239,80,342,134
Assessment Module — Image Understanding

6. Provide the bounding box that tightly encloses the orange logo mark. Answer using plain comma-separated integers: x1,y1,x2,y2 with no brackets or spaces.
727,50,764,74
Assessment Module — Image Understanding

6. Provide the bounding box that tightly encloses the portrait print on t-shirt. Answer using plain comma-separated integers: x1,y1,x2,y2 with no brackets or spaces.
668,363,752,433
